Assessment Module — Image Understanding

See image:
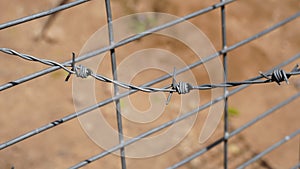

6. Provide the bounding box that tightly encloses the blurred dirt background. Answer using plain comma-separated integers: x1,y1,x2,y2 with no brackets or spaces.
0,0,299,169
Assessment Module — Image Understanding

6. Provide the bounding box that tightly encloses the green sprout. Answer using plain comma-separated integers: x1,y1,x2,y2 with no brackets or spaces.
228,107,240,117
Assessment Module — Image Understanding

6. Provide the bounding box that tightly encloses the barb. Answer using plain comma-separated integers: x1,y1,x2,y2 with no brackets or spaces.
166,68,193,105
65,52,76,82
1,48,300,96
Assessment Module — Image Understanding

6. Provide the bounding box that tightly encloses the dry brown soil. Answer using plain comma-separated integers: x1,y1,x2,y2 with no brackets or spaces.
0,0,299,169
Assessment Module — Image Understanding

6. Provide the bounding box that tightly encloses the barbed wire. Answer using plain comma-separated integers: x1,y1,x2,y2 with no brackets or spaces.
1,47,299,102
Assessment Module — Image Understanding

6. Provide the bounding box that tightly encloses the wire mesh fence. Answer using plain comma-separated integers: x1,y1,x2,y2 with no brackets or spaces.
0,0,299,168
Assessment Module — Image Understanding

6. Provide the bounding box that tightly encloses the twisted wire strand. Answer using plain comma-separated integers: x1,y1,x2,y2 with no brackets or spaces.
1,48,299,95
0,48,73,73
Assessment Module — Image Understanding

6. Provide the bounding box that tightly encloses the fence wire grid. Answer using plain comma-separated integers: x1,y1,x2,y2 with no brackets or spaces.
0,0,299,169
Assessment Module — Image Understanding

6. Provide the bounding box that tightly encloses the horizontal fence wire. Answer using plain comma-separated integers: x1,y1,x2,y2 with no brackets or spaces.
167,91,300,169
237,129,300,169
0,0,299,168
291,162,300,169
1,11,299,150
0,0,90,30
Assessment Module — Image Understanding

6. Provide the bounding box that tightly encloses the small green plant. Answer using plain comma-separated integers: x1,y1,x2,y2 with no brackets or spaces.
228,107,240,117
131,15,158,34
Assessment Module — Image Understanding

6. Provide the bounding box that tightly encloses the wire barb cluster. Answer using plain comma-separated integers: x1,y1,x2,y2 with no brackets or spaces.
1,48,299,102
65,52,93,81
260,65,300,85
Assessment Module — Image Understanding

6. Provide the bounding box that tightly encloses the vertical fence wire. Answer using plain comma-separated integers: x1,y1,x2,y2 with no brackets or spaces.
104,0,127,168
220,0,229,168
